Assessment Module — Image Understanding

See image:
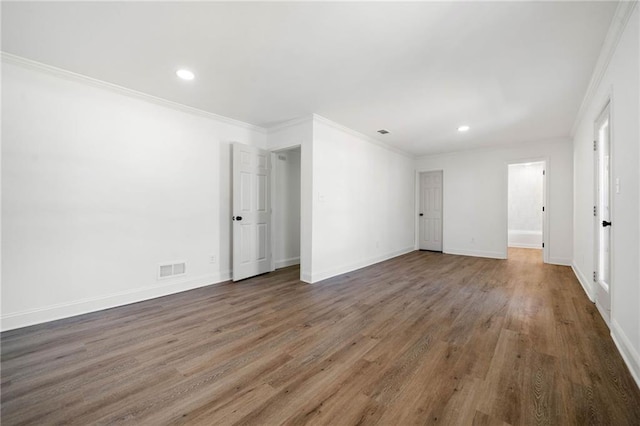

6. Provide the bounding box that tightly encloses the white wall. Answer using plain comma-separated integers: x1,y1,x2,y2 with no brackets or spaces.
572,5,639,386
265,115,416,284
1,60,266,330
508,162,544,248
311,116,415,282
273,148,301,268
266,117,313,281
416,140,573,264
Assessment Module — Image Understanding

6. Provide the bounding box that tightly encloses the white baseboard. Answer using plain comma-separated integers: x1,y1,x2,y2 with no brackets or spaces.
611,319,640,390
443,248,506,260
310,246,415,283
548,257,572,266
508,243,542,249
0,271,231,332
595,301,611,328
275,257,300,269
571,262,594,302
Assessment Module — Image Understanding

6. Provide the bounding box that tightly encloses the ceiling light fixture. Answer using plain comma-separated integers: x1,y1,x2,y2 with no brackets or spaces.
457,125,470,132
176,69,195,80
377,129,390,135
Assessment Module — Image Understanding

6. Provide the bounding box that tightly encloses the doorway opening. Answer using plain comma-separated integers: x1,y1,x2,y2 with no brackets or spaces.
594,102,611,324
271,147,301,270
507,161,547,262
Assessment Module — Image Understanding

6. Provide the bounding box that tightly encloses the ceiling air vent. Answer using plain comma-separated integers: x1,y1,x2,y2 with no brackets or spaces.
377,129,390,135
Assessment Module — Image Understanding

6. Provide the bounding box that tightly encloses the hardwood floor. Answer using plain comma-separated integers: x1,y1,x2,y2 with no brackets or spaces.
2,248,639,425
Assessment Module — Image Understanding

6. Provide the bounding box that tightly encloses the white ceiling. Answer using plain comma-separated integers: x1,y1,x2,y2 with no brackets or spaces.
2,1,617,156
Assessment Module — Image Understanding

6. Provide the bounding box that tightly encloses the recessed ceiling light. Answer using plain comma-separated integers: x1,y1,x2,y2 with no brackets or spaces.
377,129,390,135
457,125,470,132
176,69,195,80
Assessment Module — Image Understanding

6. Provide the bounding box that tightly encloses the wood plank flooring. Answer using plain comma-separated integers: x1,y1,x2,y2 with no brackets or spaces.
2,248,640,425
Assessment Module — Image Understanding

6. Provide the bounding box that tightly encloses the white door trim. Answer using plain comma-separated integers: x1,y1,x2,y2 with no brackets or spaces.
593,99,613,326
269,152,278,273
269,145,302,274
505,158,549,263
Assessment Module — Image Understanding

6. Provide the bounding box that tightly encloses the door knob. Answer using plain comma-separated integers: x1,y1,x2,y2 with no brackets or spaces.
419,213,424,217
602,220,611,227
232,216,243,221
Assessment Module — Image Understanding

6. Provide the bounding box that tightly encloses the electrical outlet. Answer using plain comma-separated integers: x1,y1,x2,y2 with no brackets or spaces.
209,255,216,264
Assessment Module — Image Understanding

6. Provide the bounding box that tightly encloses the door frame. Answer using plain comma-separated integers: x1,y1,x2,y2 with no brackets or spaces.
270,145,302,273
415,169,444,251
505,158,549,263
593,99,613,325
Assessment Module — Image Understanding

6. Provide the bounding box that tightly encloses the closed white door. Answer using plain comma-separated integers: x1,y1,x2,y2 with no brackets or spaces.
594,105,611,322
233,143,271,281
419,171,443,251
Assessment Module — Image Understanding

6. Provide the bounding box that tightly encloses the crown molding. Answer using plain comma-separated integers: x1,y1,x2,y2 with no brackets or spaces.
265,115,314,133
570,1,638,137
415,136,571,160
311,114,415,159
1,52,267,134
1,53,413,157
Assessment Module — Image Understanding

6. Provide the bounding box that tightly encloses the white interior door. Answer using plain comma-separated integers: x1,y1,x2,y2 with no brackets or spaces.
233,143,271,281
594,105,611,322
419,171,443,251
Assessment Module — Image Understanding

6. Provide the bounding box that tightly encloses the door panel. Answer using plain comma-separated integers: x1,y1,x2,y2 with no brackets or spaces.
240,172,252,211
419,171,443,251
257,174,267,211
257,223,268,260
233,143,271,281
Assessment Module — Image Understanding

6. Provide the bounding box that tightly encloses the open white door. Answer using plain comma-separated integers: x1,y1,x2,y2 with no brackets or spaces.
232,143,271,281
419,170,443,251
594,104,611,323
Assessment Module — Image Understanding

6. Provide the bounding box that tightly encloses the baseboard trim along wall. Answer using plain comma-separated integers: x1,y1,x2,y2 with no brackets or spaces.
310,247,415,283
570,264,640,391
508,230,543,249
548,257,572,266
508,243,543,249
611,319,640,390
444,248,507,260
275,257,301,269
571,263,595,302
1,271,231,332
